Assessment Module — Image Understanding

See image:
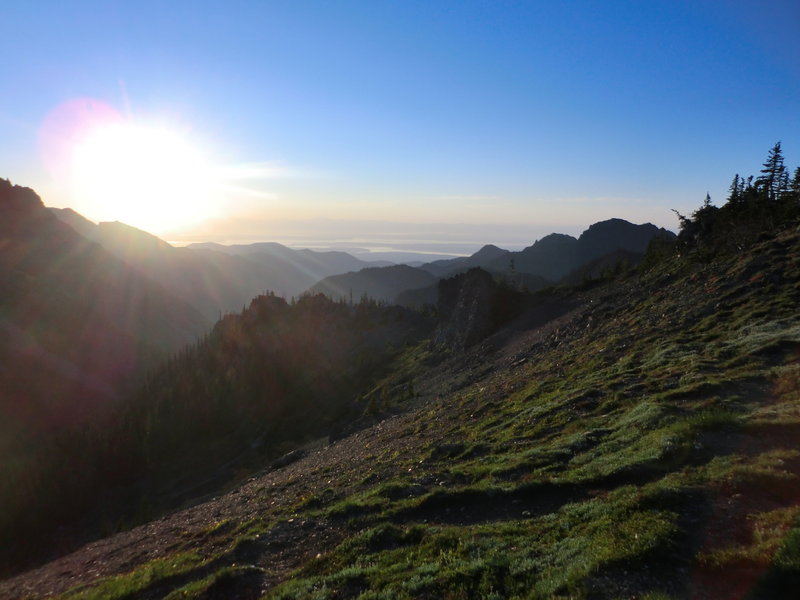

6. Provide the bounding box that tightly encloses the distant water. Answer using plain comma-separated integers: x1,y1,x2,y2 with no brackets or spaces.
168,237,530,257
165,221,571,258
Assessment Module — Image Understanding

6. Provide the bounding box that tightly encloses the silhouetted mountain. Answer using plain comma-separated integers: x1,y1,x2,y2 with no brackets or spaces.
491,232,577,281
0,179,209,429
48,207,96,237
308,264,438,304
421,244,511,277
576,218,669,263
50,212,386,320
487,219,674,281
49,217,267,320
189,240,384,272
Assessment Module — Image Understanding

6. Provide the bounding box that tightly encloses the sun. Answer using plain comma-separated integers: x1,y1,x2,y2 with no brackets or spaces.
67,121,220,233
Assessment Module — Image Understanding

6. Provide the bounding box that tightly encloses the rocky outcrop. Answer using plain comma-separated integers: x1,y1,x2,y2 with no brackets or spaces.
434,268,526,350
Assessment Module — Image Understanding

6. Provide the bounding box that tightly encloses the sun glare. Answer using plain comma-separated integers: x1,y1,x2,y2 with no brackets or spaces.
68,122,219,233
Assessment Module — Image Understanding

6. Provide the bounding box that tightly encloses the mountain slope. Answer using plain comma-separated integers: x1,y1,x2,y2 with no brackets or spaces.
50,213,385,320
0,290,434,573
307,264,438,304
420,243,511,277
0,180,209,424
4,211,800,598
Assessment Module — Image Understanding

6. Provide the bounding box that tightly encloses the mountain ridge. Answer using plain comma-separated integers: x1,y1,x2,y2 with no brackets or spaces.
1,179,210,426
312,219,674,306
307,264,438,305
49,209,389,320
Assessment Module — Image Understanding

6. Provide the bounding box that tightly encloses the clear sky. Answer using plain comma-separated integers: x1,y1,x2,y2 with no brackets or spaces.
1,0,798,251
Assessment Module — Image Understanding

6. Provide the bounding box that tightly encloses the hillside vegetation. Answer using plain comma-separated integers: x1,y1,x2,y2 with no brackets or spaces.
1,293,432,574
2,144,800,598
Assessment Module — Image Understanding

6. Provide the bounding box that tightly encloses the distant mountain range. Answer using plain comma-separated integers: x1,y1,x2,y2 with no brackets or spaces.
494,218,672,281
50,209,387,321
308,219,675,306
52,203,673,317
421,243,510,277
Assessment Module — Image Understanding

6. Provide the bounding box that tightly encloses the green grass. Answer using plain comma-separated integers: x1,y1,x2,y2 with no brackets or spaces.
57,552,206,600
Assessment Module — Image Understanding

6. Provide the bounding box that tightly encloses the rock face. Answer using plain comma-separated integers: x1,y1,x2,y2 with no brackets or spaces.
435,268,525,350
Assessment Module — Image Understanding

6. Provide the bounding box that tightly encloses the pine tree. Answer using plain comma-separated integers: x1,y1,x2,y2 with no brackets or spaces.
727,174,742,204
790,167,800,196
786,166,800,214
755,141,789,201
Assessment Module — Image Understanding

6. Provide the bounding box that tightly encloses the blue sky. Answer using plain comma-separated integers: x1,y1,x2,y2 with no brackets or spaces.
1,0,798,250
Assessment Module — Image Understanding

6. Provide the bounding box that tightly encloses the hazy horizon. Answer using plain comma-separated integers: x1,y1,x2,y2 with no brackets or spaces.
48,204,674,259
2,1,797,243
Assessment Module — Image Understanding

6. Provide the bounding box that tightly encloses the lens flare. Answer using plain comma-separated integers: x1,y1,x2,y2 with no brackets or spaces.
39,98,221,233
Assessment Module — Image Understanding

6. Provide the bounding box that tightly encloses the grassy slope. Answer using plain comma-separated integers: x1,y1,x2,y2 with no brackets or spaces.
25,227,800,599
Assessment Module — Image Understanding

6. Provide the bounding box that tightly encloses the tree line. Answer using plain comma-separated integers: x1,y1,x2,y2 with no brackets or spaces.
674,142,800,252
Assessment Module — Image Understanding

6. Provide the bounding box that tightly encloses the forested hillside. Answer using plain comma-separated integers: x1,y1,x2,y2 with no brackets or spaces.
1,292,433,573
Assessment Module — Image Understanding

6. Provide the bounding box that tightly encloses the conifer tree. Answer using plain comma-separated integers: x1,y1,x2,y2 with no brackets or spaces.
790,167,800,197
727,174,743,204
756,141,789,201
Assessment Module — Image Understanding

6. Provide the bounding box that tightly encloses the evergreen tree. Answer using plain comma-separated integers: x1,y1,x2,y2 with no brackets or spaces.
790,167,800,197
785,166,800,213
727,174,743,204
755,141,789,201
